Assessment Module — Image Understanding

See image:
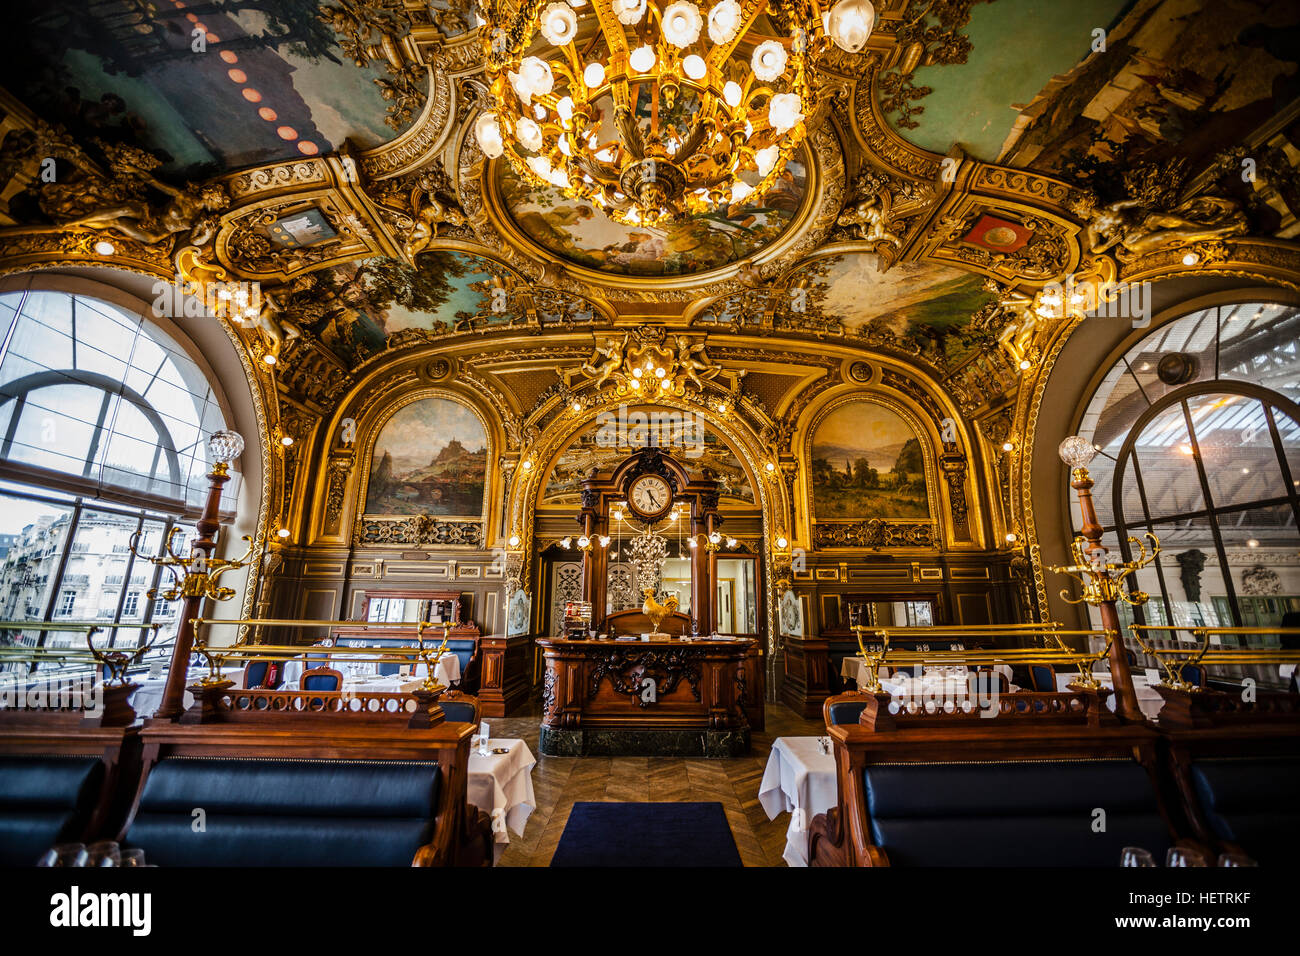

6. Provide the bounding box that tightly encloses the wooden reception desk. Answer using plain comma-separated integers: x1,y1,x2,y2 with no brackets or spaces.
536,636,756,757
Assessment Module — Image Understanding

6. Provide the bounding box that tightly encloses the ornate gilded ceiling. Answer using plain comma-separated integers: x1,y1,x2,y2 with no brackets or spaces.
0,0,1298,594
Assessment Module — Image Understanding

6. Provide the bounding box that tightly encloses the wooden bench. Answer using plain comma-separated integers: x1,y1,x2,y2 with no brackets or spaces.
809,690,1193,866
0,682,140,866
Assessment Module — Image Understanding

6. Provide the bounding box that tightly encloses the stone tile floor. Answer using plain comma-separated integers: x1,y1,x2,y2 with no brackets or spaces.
490,702,824,867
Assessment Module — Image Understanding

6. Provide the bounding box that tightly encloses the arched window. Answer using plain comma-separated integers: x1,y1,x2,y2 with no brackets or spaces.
0,289,233,668
1073,302,1300,682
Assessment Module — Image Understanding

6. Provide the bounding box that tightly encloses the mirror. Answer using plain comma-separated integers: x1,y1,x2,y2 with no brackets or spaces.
361,591,460,625
847,599,934,628
715,557,758,634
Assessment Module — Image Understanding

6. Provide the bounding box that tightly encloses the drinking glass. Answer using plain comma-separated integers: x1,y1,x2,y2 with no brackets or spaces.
1217,852,1257,867
120,849,147,867
1166,847,1209,867
1120,847,1156,867
86,841,121,867
37,844,88,867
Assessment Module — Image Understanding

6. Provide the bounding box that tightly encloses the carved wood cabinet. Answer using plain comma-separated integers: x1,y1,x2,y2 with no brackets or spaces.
536,636,755,757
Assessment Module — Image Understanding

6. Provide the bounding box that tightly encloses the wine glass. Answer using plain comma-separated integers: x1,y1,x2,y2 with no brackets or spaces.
1121,846,1156,867
37,844,88,867
120,849,147,867
1166,847,1209,867
86,841,121,867
1217,852,1257,867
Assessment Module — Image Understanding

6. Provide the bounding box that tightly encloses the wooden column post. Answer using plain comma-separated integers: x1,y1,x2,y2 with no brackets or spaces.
1071,466,1143,723
153,464,229,720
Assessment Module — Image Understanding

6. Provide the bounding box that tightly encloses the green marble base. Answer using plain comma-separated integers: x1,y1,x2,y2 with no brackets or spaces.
539,725,751,757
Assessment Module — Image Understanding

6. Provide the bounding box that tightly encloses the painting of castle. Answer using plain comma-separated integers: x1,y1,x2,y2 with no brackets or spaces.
364,398,487,516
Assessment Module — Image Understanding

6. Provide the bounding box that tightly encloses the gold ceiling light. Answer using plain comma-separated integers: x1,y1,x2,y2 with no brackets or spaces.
475,0,875,226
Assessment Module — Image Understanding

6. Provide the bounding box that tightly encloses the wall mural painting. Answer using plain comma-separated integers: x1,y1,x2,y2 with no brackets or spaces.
365,398,487,516
543,422,755,506
811,402,930,521
886,0,1130,161
998,0,1300,216
302,251,509,364
782,254,997,365
0,0,399,178
497,137,807,276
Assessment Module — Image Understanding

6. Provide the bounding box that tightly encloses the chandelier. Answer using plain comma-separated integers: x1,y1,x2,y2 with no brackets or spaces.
474,0,876,227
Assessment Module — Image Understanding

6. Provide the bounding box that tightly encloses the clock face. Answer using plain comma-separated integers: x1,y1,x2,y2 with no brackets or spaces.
628,475,672,518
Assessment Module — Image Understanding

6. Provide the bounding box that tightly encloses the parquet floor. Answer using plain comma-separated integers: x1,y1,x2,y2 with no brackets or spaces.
491,702,824,867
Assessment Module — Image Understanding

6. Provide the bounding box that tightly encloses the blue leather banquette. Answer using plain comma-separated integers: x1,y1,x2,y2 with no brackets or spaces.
122,756,445,866
0,754,106,866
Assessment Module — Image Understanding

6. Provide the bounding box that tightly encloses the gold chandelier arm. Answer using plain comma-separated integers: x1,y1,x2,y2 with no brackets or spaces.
709,0,773,68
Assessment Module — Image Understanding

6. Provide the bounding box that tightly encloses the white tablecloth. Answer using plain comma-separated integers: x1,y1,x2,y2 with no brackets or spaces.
1056,672,1164,719
758,736,838,867
129,667,243,717
840,658,1013,691
281,653,459,689
467,738,537,862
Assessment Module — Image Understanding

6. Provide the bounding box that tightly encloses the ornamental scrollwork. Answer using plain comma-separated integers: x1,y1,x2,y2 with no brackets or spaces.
587,648,704,706
813,519,937,550
356,515,484,547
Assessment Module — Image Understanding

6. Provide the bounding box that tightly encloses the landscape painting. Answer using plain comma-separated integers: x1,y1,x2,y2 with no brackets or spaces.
497,136,806,277
365,398,487,516
811,402,930,520
0,0,398,177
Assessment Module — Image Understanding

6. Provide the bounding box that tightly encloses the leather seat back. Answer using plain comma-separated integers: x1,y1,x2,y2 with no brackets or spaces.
864,759,1171,866
0,755,105,866
125,756,441,866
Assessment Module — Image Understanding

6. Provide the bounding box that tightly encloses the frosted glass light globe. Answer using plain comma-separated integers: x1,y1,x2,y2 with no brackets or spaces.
1058,435,1098,468
682,54,707,80
474,113,504,158
583,61,606,88
767,92,803,133
707,0,741,44
827,0,875,53
616,0,646,25
539,2,578,44
519,56,554,97
751,40,787,81
722,80,743,108
516,116,544,152
754,144,779,176
629,44,656,73
661,1,702,46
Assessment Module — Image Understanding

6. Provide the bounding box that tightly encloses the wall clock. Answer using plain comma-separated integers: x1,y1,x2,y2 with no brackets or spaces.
626,474,674,522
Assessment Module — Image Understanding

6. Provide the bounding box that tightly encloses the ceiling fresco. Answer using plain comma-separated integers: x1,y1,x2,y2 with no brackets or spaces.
998,0,1300,192
889,0,1131,161
497,154,807,277
0,0,400,177
282,251,510,364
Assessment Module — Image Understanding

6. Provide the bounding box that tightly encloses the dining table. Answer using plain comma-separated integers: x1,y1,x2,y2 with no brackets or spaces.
1055,670,1165,720
129,665,244,717
467,737,537,862
758,736,838,867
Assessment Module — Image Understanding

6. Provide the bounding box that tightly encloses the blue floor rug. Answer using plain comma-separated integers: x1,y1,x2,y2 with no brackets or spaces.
549,801,744,867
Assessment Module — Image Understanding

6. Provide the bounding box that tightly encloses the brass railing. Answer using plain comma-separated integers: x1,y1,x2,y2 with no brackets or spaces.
852,624,1115,693
0,621,167,685
190,618,451,694
1129,625,1300,691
